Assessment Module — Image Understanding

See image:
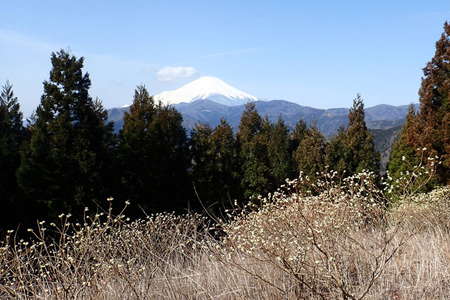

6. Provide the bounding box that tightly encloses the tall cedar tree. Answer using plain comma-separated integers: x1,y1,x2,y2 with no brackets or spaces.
210,119,241,207
118,85,190,214
387,105,421,180
294,125,326,179
325,127,349,176
414,22,450,184
237,103,271,198
191,119,240,214
267,118,292,187
17,50,114,219
190,123,216,210
345,94,380,174
0,81,26,226
290,119,308,176
290,119,308,155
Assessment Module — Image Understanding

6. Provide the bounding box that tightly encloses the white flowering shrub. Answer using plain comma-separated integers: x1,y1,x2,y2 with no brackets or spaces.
0,168,448,299
384,149,441,201
217,170,408,299
0,201,207,299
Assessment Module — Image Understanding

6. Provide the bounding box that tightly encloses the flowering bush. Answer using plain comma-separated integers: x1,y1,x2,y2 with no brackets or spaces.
217,171,406,299
384,149,441,201
0,168,448,299
0,202,207,299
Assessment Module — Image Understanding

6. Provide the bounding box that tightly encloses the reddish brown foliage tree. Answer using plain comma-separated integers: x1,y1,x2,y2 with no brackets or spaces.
413,22,450,184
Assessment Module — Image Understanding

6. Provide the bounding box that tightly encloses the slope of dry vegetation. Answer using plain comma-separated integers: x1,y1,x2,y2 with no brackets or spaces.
0,172,449,299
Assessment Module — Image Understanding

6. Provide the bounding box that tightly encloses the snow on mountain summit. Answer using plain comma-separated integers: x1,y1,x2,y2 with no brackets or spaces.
154,76,257,106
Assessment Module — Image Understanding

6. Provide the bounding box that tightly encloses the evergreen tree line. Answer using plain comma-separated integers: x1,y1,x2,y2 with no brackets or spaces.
0,50,379,228
1,23,448,229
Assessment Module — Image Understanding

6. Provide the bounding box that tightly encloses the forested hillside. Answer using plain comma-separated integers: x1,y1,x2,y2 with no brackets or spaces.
1,23,449,230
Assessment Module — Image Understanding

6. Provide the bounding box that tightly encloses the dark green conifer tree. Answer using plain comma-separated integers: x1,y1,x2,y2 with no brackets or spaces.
190,119,241,214
190,123,215,209
211,119,241,204
325,127,350,176
345,94,380,174
293,126,326,179
237,103,271,198
290,119,308,153
0,81,26,226
387,105,420,180
17,50,114,218
267,118,292,188
290,119,308,176
118,85,190,213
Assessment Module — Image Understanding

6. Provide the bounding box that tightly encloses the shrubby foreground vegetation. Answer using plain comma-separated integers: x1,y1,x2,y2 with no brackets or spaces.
0,170,449,299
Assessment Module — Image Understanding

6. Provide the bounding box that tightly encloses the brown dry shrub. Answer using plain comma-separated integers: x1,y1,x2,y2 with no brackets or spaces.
0,173,448,299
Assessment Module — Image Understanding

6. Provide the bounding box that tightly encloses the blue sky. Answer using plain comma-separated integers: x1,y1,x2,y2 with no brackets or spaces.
1,1,449,115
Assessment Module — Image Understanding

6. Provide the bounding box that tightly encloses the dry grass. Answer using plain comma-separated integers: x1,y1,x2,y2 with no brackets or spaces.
0,174,449,299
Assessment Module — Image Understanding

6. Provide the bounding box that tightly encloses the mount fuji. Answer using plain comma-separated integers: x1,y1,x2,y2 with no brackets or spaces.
154,76,258,106
108,77,418,170
109,76,415,136
107,77,417,170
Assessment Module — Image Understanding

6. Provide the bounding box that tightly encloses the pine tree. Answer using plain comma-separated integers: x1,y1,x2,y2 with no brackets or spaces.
267,118,292,188
413,22,450,184
237,103,271,198
325,127,349,176
290,119,308,176
324,95,380,178
345,94,380,174
293,126,326,179
290,119,308,154
190,123,215,209
190,119,241,214
0,81,26,225
118,85,190,213
237,102,262,142
210,119,241,209
387,105,420,180
17,50,114,218
116,85,157,211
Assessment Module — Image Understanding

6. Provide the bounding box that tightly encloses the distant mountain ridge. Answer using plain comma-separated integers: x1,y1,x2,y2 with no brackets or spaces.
108,76,417,172
112,76,416,136
108,99,417,137
107,99,416,173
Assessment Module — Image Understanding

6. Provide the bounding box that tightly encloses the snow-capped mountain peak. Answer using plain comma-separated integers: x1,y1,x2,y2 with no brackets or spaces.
154,76,257,106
